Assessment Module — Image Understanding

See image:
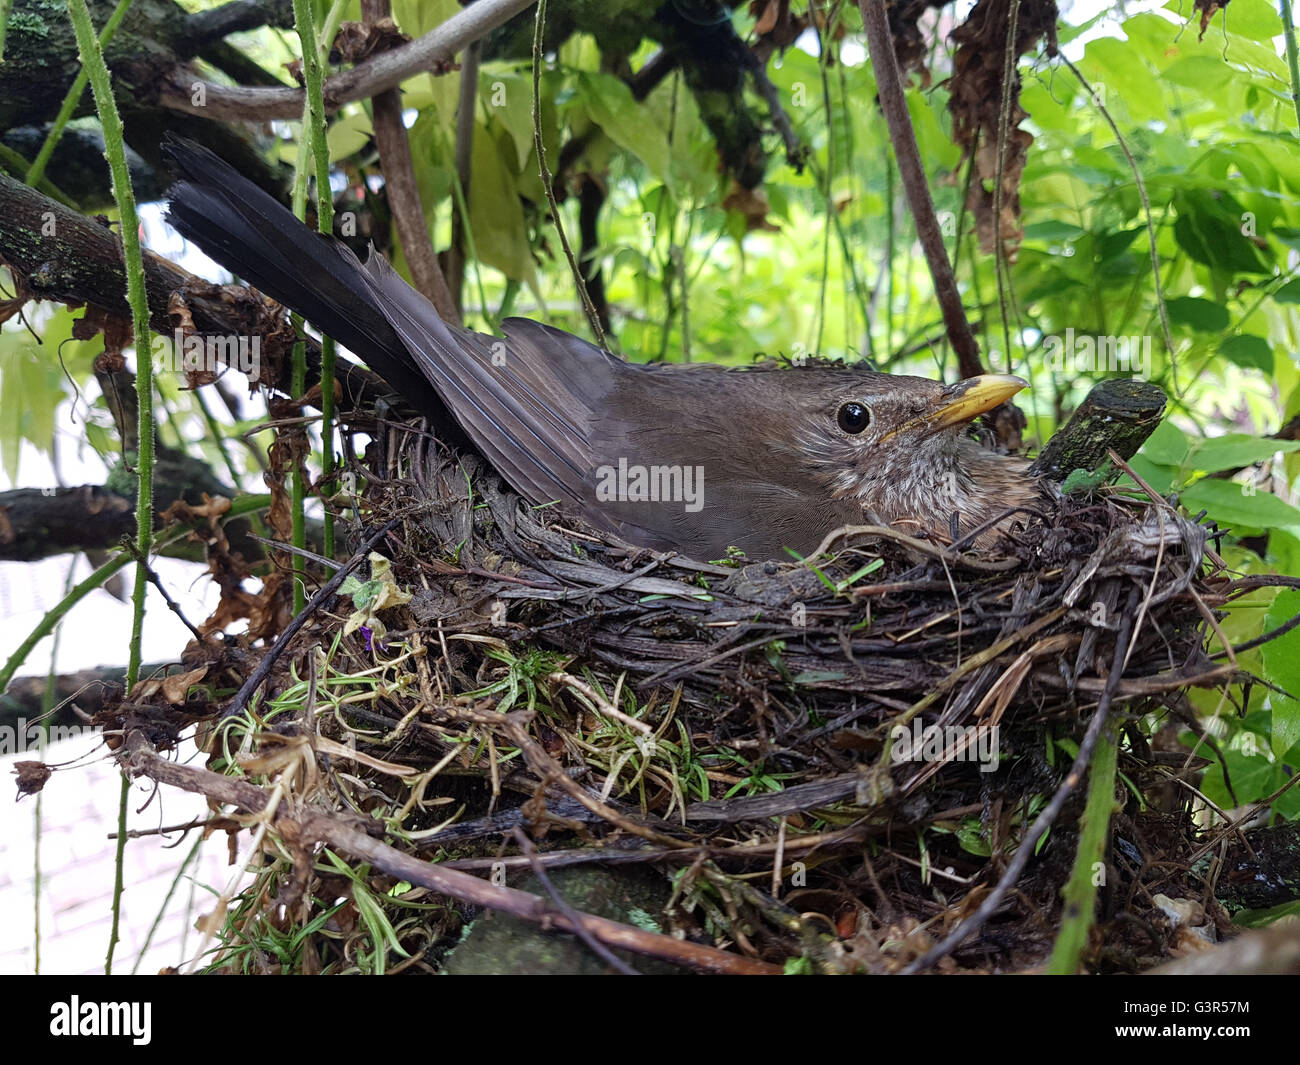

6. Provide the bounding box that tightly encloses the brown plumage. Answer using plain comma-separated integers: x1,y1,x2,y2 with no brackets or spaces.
165,138,1041,561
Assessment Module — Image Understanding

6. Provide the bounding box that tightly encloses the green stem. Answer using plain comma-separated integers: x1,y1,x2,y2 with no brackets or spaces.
1281,0,1300,132
1046,726,1119,974
0,552,130,694
0,495,273,695
294,0,337,559
0,144,77,207
32,560,75,975
0,0,10,62
27,0,134,189
61,23,154,970
131,835,203,974
288,131,311,613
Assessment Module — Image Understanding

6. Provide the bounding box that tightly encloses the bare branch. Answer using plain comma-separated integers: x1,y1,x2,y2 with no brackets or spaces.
157,0,537,122
857,0,983,379
362,0,460,323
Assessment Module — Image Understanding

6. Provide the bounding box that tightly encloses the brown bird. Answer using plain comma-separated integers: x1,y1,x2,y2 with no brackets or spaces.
164,139,1039,561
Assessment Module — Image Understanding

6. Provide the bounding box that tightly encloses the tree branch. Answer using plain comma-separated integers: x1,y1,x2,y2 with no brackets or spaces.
858,0,983,379
361,0,460,323
180,0,294,50
0,169,396,411
119,727,781,975
156,0,537,122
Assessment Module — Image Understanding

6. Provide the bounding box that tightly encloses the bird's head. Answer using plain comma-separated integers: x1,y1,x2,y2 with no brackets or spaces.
777,369,1029,536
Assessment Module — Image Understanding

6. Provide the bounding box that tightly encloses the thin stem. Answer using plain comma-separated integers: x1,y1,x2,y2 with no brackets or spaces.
1046,724,1119,973
1280,0,1300,132
67,0,156,976
857,0,982,377
531,0,606,347
294,0,336,559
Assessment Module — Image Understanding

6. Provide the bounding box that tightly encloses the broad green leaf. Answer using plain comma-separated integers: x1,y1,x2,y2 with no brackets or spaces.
467,125,537,285
1166,296,1230,332
1172,192,1271,275
326,112,373,163
1079,37,1164,122
1122,456,1176,495
1138,418,1190,467
1188,434,1300,473
0,340,63,482
1023,220,1085,242
1097,226,1144,262
1218,333,1273,372
1217,0,1283,41
1163,55,1233,93
479,70,537,172
1261,589,1300,761
1181,477,1300,530
576,71,671,187
1200,745,1277,809
391,0,457,36
1274,278,1300,304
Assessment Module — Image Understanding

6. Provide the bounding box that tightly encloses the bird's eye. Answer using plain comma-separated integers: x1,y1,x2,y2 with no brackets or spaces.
836,402,872,434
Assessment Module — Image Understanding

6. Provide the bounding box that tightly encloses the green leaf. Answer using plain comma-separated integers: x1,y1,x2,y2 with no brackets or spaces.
325,112,373,163
391,0,458,36
1274,278,1300,304
1220,0,1283,41
1262,589,1300,762
1138,418,1190,467
1234,899,1300,927
0,340,63,482
1273,229,1300,253
1217,333,1273,372
1200,745,1277,809
1121,456,1175,495
1096,226,1144,262
1163,55,1233,92
1172,192,1271,276
478,71,538,171
1181,477,1300,530
1023,220,1085,242
1187,434,1300,473
467,125,538,285
576,71,671,186
1166,296,1231,332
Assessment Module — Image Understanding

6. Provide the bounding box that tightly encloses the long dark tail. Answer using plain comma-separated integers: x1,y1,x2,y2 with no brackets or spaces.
162,136,441,412
163,137,616,517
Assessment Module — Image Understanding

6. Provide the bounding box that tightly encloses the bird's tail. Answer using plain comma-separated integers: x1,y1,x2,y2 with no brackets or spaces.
162,135,441,410
163,136,615,518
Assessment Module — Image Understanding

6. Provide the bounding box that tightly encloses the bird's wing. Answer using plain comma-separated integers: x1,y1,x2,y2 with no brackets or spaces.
358,254,615,512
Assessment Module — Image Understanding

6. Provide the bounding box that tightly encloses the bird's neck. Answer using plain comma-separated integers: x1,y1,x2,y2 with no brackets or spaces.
854,437,1034,544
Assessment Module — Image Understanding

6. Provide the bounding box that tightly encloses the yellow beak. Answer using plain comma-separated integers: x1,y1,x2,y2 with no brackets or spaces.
882,374,1027,441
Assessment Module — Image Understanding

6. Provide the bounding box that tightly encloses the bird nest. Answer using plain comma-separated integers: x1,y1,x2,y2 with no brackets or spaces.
107,414,1268,974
